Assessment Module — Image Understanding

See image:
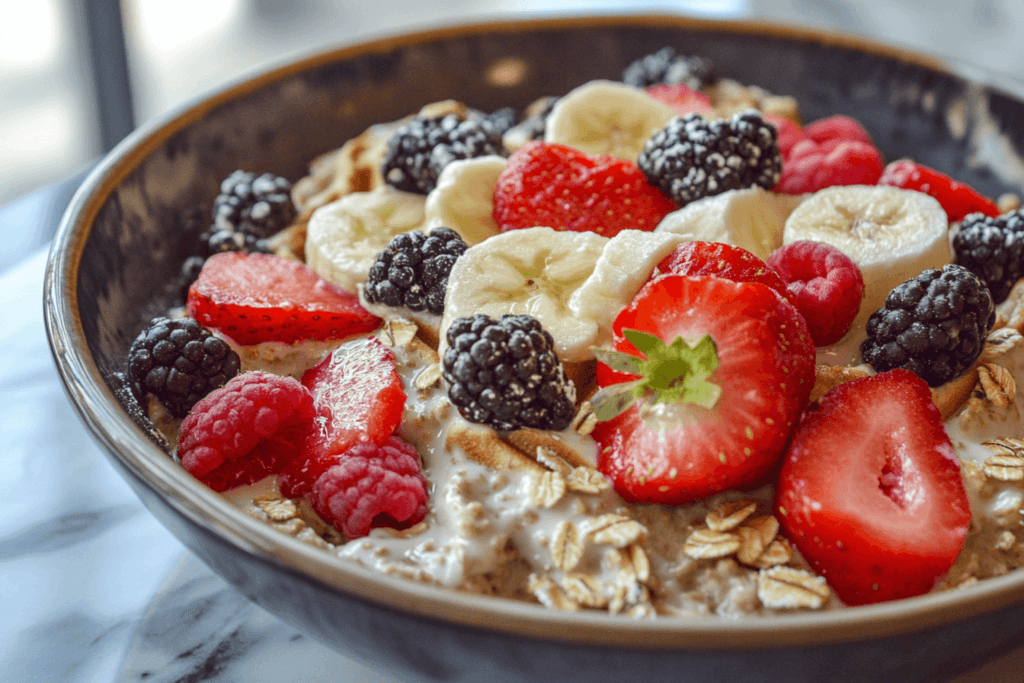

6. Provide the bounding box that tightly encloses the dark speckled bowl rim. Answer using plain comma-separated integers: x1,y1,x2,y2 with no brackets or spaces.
44,12,1024,651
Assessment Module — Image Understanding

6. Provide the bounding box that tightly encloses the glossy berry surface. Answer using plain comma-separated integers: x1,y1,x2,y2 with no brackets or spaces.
878,159,1000,223
187,252,380,346
776,369,971,606
767,241,865,346
953,209,1024,303
493,141,676,237
364,227,467,315
621,47,716,89
127,316,241,418
592,274,815,505
280,337,406,498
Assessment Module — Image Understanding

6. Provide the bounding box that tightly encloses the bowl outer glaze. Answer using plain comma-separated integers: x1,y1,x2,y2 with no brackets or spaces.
44,13,1024,682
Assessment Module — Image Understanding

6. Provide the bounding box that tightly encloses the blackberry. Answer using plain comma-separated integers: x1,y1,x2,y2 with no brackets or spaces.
364,227,467,315
127,317,241,418
382,112,505,195
442,314,576,432
638,111,782,208
622,47,716,90
860,264,995,387
212,170,296,240
515,96,559,143
484,107,518,136
953,210,1024,303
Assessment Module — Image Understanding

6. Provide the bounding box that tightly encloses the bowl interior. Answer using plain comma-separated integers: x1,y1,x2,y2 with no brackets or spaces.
46,13,1024,651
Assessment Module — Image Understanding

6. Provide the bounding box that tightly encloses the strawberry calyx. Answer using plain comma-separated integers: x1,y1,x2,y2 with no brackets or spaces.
590,329,721,421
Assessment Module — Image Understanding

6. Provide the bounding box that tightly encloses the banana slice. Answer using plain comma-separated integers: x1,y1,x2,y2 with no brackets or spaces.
423,155,506,246
305,185,427,292
782,184,950,330
441,228,688,363
440,228,609,363
544,80,676,161
655,186,806,261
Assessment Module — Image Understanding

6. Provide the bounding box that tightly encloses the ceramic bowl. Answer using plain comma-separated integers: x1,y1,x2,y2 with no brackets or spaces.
44,14,1024,683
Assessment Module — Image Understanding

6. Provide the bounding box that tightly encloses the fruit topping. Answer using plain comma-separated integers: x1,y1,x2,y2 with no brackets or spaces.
775,369,971,606
767,241,865,346
638,111,783,208
211,170,297,239
127,316,241,418
952,209,1024,303
801,115,875,147
178,372,316,492
442,313,576,432
654,240,791,299
382,111,505,195
310,436,429,539
544,80,676,161
364,227,468,315
187,252,380,346
591,274,815,505
621,47,716,90
782,185,950,330
282,336,406,498
776,138,883,195
878,159,1000,223
860,264,995,387
644,83,713,116
492,141,676,237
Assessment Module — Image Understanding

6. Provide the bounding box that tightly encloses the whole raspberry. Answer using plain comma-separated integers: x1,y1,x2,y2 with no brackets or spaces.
178,372,316,492
767,241,865,346
310,437,429,539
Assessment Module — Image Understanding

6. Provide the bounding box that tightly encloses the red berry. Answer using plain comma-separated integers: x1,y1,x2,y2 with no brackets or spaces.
776,139,884,194
775,369,971,606
179,372,316,492
878,159,1000,222
767,241,865,345
280,336,406,497
311,436,429,539
591,274,815,505
493,141,677,237
764,115,807,160
645,83,712,116
599,241,792,387
802,115,874,147
187,252,381,346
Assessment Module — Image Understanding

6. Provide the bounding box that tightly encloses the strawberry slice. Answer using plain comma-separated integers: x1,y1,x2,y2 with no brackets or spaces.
878,159,1000,223
278,336,406,497
493,141,677,238
591,274,815,505
187,252,380,346
775,369,970,606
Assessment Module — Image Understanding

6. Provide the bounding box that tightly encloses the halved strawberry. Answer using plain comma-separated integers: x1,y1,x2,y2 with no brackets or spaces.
187,252,380,346
598,241,793,388
591,274,815,505
278,336,406,497
775,369,970,606
878,159,1000,223
493,141,677,237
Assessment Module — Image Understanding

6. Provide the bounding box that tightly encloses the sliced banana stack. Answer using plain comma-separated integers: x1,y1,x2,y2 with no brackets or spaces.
441,228,688,363
782,185,950,330
423,155,506,246
305,185,427,293
655,186,806,262
544,80,676,161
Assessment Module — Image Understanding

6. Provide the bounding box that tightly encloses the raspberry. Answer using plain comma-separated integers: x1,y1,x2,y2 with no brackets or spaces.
767,241,865,346
178,372,316,492
802,115,874,147
310,437,429,539
776,139,884,194
644,84,711,116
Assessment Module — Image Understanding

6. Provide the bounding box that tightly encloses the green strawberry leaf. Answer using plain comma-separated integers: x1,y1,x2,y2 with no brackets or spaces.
591,347,646,375
590,329,721,420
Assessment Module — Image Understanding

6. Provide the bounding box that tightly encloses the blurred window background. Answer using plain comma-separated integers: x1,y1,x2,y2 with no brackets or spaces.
0,0,1021,270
